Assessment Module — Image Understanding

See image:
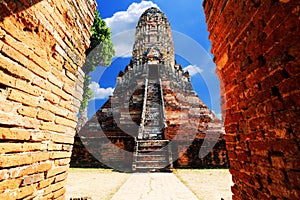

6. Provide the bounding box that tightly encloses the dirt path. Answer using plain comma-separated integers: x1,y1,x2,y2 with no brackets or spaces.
65,168,233,200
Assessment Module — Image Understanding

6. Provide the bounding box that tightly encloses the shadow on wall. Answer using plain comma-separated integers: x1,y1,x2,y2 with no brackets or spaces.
0,0,43,21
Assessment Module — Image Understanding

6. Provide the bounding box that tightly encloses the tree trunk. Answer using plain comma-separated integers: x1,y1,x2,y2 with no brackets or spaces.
76,108,88,133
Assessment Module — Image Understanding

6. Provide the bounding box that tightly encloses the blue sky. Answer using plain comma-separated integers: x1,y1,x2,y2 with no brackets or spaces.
87,0,221,119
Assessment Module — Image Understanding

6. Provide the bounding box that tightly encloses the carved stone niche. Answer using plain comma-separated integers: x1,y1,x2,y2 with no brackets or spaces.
145,45,162,64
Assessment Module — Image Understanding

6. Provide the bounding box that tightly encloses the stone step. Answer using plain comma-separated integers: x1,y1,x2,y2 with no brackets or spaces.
134,166,170,172
143,129,162,133
143,129,161,133
136,154,167,161
133,139,172,172
135,161,169,168
137,140,169,146
137,147,167,152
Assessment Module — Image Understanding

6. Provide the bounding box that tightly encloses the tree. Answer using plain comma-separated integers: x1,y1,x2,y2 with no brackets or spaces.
77,10,115,131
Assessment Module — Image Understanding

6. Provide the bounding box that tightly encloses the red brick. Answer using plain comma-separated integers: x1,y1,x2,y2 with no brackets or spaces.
1,43,47,78
53,187,66,199
0,0,96,197
30,131,52,142
0,143,41,154
0,152,50,168
32,76,52,91
55,116,77,128
37,109,55,122
50,152,72,159
48,73,64,88
17,184,35,199
54,172,68,183
15,79,42,97
52,133,74,144
0,128,31,140
0,178,22,192
0,169,10,181
44,92,60,104
22,173,44,186
40,122,66,133
46,165,69,179
38,177,55,189
0,54,33,81
0,69,16,87
40,100,69,117
48,143,63,151
8,88,39,107
18,106,38,118
54,158,71,166
66,112,78,122
0,190,17,199
63,83,75,95
0,100,18,113
51,84,72,101
49,55,64,71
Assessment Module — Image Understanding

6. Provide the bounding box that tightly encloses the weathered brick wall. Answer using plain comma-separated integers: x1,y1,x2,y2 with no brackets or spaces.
71,136,135,170
203,0,299,199
0,0,96,199
162,80,229,168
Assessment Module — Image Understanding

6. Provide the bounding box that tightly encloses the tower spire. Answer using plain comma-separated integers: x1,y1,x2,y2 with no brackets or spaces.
132,7,175,66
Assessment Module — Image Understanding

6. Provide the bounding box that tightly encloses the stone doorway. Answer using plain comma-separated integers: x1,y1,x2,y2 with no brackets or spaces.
148,64,160,79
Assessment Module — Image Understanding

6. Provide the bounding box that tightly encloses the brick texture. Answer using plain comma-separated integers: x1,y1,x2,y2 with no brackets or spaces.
0,0,96,199
203,0,300,199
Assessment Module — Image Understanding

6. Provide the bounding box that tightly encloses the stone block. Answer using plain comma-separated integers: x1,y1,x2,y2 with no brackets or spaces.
38,177,55,190
44,92,60,104
17,185,35,199
22,173,44,186
0,178,22,193
55,116,77,128
0,128,31,140
37,110,55,122
18,106,38,118
8,89,39,107
0,54,33,81
40,122,66,133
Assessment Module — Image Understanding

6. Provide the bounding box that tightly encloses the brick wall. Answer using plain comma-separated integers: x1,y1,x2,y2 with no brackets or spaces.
203,0,299,199
0,0,96,199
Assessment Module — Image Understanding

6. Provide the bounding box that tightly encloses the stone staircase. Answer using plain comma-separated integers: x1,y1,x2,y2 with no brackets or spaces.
132,67,173,171
142,79,164,139
132,140,172,172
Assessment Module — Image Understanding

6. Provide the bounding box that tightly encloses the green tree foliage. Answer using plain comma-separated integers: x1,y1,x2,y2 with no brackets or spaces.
79,10,114,113
82,10,115,73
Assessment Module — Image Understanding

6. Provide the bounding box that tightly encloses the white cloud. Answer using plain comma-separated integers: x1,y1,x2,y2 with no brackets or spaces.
89,82,114,99
104,1,159,57
183,65,203,76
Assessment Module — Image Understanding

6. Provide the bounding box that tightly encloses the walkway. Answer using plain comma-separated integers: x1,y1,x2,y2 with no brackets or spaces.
111,173,198,200
66,168,233,200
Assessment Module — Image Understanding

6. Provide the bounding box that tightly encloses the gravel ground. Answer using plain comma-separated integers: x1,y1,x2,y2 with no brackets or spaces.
65,168,233,200
174,169,233,200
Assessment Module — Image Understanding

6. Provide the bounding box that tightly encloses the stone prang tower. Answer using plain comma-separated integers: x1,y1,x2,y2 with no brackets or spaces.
71,7,228,172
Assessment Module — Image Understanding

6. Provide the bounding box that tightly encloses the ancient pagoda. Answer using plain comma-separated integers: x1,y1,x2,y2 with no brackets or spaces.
71,7,228,172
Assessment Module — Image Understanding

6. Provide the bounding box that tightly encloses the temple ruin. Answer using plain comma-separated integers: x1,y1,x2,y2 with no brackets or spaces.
71,7,228,171
0,0,298,199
